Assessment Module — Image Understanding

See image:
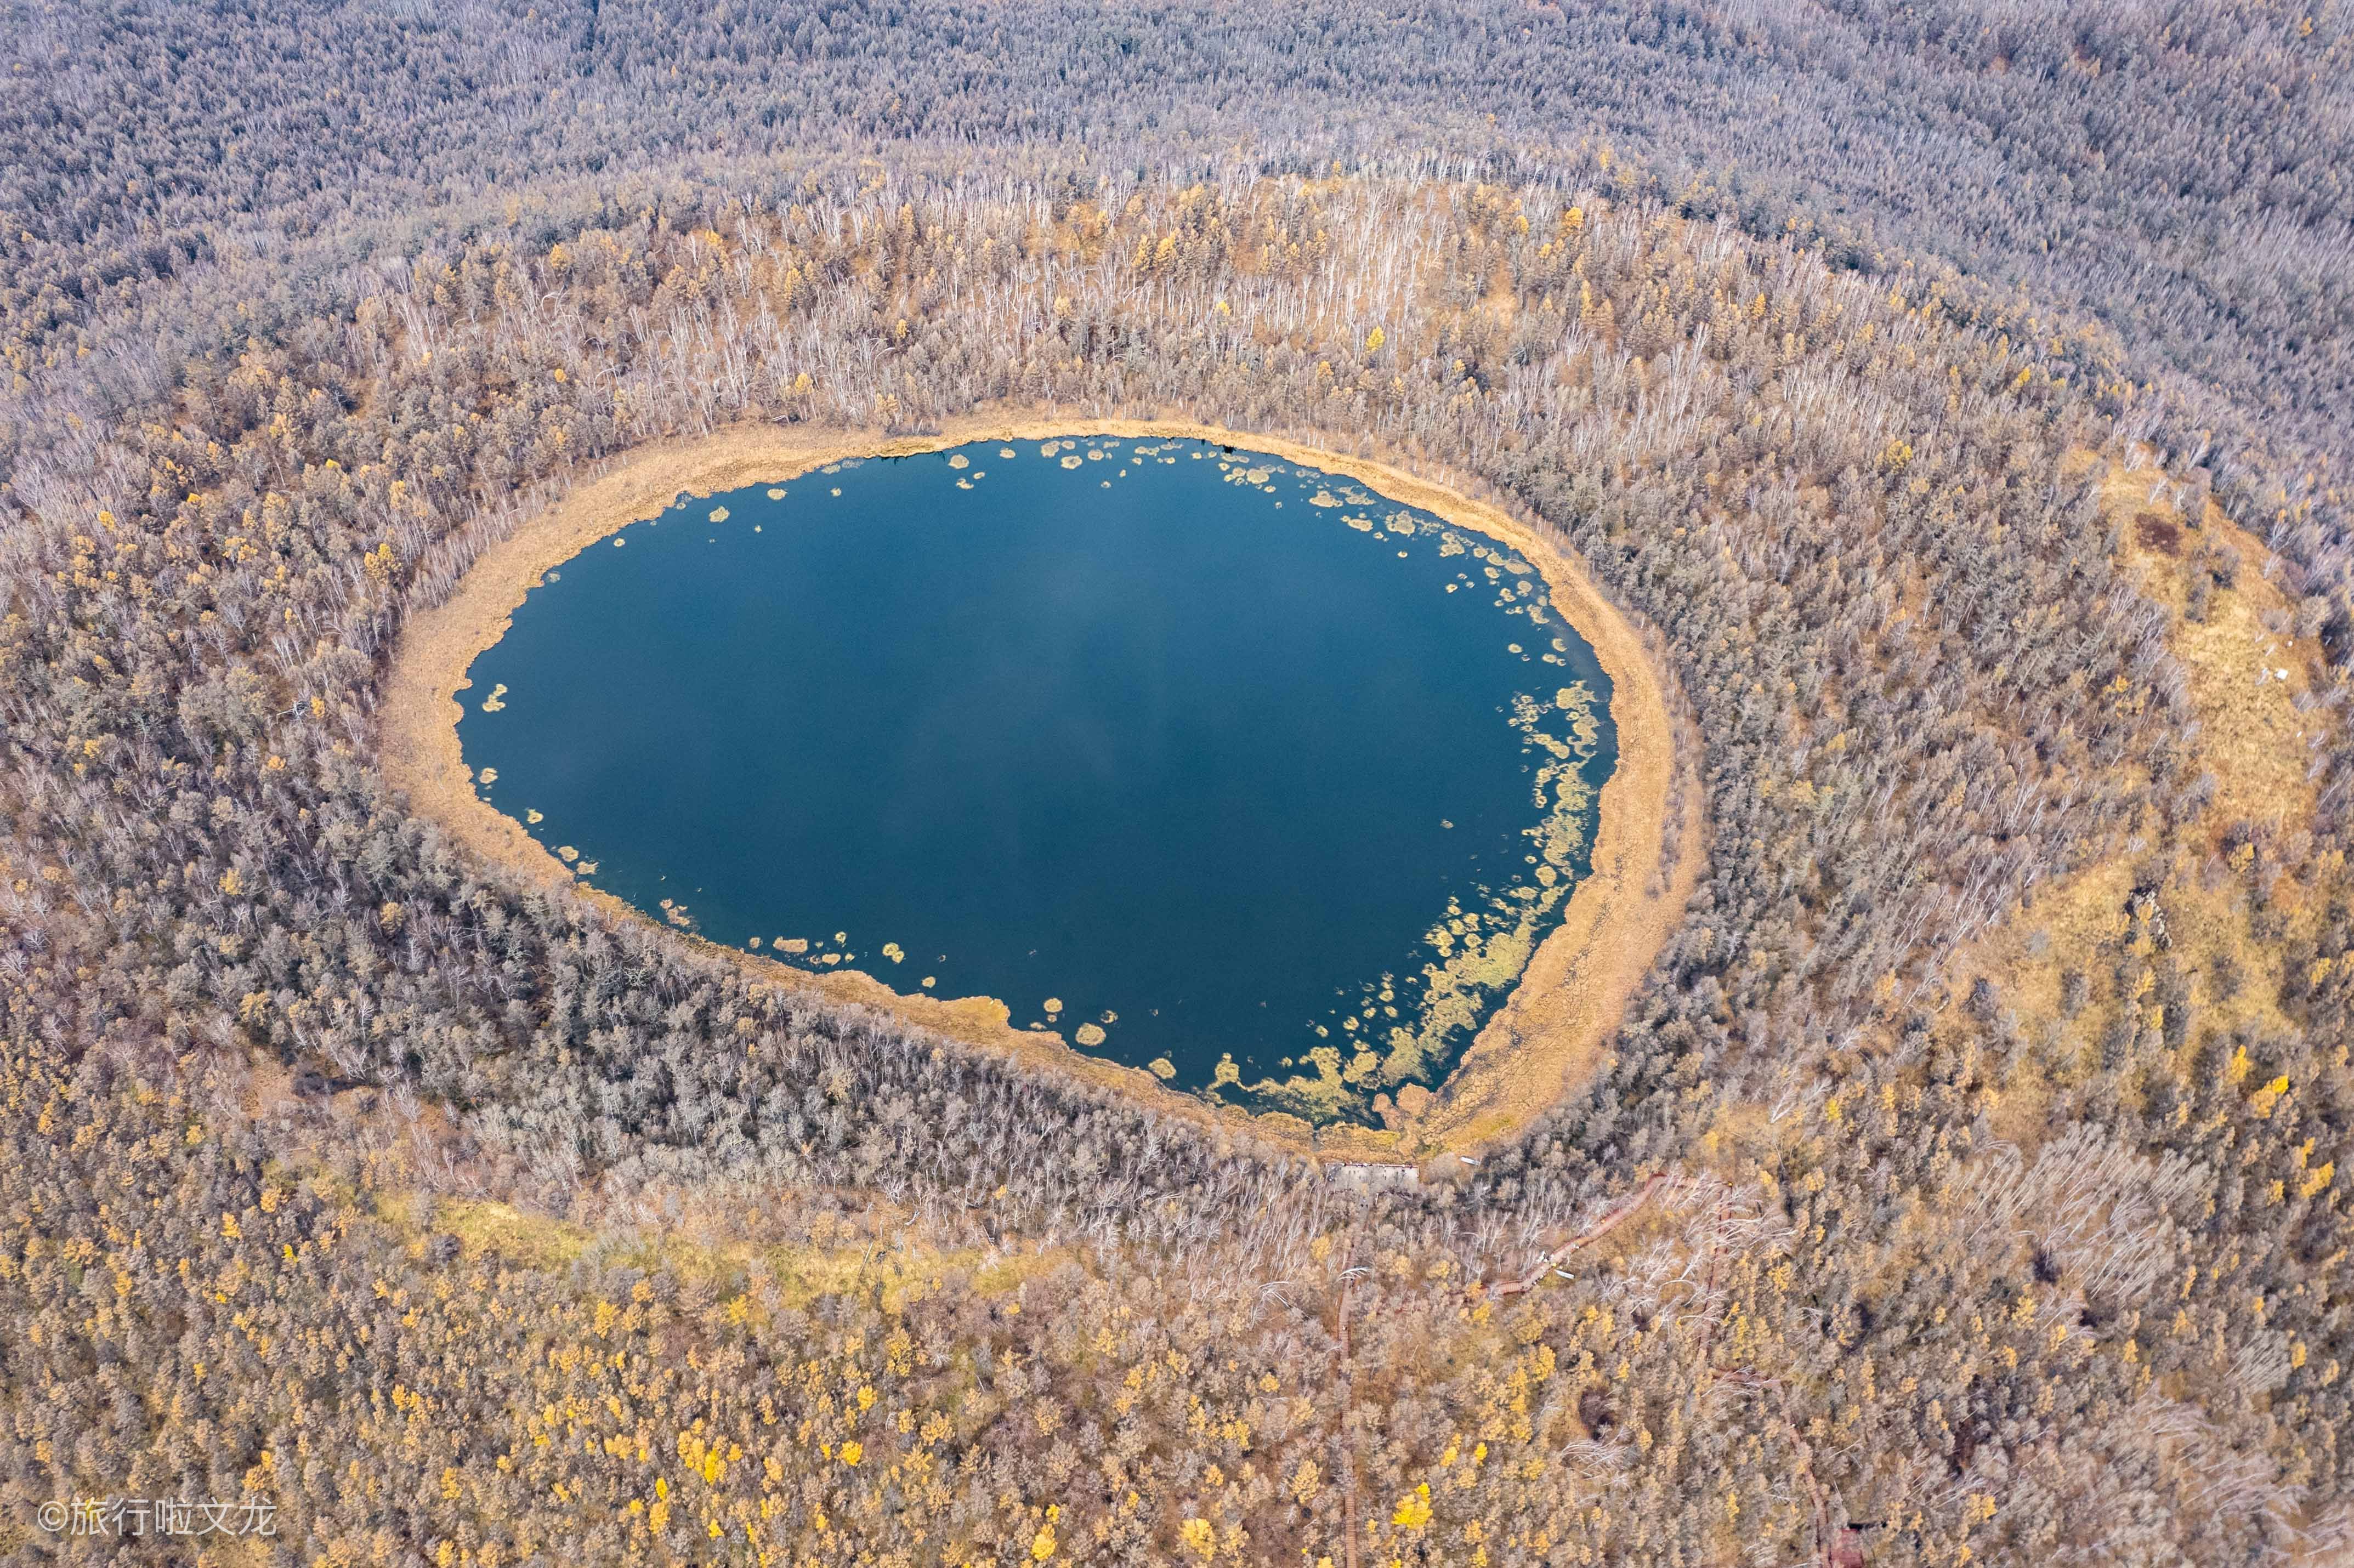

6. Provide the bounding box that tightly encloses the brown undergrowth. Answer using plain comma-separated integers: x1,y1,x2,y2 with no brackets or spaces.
1926,446,2339,1152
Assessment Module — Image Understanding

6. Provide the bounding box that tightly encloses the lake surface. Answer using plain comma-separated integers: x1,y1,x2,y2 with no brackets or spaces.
457,435,1615,1121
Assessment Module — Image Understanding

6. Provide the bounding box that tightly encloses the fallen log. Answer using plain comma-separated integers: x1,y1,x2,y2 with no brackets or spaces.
1487,1172,1668,1298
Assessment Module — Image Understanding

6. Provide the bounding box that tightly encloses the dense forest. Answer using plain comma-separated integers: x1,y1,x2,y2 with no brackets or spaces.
2,1,2350,1564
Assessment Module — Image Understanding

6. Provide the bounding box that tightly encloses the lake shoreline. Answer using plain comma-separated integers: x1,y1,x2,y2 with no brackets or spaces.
379,413,1701,1166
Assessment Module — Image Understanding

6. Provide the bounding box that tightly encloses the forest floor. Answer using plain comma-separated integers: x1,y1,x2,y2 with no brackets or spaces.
372,1185,1063,1314
1942,446,2330,1152
377,412,1699,1168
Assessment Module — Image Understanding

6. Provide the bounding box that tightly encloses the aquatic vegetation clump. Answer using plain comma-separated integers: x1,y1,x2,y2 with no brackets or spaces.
1235,681,1606,1119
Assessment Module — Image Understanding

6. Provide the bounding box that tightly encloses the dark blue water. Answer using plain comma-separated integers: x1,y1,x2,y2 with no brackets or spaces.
458,436,1614,1121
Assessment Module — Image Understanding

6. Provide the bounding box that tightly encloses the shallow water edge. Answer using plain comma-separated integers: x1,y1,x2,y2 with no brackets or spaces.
379,413,1700,1165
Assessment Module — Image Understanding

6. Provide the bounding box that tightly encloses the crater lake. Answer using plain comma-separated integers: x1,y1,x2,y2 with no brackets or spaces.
455,435,1616,1121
